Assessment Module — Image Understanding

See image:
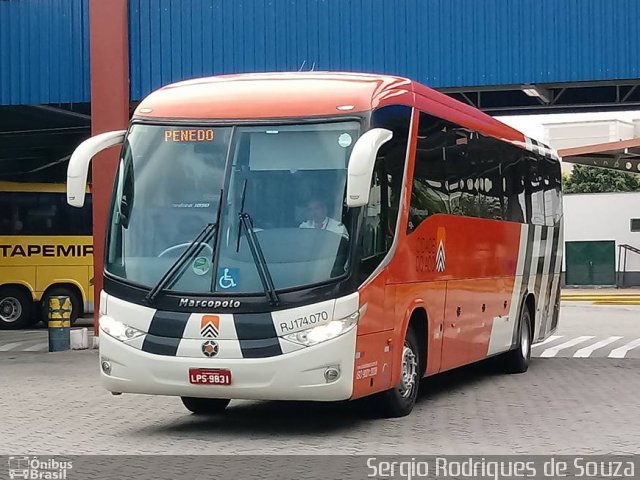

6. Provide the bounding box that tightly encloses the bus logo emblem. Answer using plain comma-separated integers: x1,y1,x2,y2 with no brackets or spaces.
201,340,219,357
435,227,446,272
200,315,220,338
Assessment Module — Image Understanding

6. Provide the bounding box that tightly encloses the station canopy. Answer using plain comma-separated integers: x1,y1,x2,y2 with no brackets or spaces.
559,138,640,174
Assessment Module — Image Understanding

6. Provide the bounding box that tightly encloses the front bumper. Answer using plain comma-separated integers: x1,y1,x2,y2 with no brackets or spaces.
99,328,356,401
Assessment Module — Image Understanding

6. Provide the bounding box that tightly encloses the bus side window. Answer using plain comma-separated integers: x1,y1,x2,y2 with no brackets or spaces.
82,194,93,235
409,112,451,231
359,105,410,277
502,149,527,223
62,192,93,235
473,137,505,221
0,194,20,234
543,158,562,226
527,156,546,225
361,166,385,258
411,113,509,225
449,134,479,219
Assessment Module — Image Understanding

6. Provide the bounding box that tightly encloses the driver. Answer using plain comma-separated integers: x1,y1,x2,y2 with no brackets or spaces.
299,198,348,239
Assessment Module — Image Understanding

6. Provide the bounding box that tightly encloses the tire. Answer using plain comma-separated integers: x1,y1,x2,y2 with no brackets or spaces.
503,306,532,374
0,286,34,330
181,397,230,415
40,287,82,326
370,327,421,418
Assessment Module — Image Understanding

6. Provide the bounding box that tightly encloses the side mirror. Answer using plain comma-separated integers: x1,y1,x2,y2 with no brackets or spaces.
346,128,393,207
67,130,127,207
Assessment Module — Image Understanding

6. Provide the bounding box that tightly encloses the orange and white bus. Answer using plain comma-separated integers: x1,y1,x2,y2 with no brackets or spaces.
67,73,562,417
0,182,93,329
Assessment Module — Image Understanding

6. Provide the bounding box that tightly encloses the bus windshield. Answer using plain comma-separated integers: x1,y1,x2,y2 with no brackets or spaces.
106,121,360,296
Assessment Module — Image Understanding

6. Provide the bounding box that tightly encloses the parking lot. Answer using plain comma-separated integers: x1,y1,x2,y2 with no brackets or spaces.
1,303,638,455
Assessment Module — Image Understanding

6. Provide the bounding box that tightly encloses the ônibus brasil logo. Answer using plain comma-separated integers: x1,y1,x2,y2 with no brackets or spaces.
8,457,72,480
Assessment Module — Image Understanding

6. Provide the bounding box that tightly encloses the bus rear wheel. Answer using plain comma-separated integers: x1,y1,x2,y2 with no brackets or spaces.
370,327,420,418
181,397,230,415
0,287,33,330
503,306,532,374
40,287,82,326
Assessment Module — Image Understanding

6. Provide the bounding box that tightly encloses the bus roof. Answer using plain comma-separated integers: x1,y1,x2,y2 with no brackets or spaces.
134,72,526,143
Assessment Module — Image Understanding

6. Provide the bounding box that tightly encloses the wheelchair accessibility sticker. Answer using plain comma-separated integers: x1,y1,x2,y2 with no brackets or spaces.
218,268,239,290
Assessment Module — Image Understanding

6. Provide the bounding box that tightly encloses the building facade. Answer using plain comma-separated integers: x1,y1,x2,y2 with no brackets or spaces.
563,192,640,287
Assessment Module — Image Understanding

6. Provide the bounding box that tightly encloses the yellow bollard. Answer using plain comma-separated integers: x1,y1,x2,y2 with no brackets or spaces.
48,296,71,352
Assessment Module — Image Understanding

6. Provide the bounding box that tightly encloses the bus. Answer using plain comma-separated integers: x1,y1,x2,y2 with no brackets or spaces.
0,182,93,329
67,72,562,417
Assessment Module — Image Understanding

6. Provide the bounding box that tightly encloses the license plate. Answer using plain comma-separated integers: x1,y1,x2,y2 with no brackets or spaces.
189,368,232,385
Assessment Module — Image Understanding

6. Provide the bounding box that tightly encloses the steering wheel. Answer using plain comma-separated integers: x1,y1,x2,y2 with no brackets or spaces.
158,242,213,258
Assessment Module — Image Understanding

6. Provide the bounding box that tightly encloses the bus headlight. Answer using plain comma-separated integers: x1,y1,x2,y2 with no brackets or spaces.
100,316,144,342
283,311,359,346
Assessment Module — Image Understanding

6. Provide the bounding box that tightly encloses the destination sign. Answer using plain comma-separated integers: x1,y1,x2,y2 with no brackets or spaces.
164,129,215,142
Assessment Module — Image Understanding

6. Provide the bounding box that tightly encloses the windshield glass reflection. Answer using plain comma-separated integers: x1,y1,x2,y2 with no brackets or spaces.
106,121,360,295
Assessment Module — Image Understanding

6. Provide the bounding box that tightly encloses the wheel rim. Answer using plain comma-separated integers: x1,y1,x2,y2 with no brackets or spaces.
0,297,22,323
521,318,531,358
398,342,418,398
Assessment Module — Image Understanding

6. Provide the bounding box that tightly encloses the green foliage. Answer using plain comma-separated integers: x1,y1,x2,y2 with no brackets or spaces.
563,164,640,194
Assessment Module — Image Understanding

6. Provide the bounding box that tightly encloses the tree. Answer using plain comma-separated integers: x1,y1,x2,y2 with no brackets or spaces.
563,164,640,194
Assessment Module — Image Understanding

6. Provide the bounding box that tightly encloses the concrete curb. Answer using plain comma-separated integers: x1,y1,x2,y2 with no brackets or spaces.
562,296,640,300
561,294,640,305
591,300,640,305
560,293,640,300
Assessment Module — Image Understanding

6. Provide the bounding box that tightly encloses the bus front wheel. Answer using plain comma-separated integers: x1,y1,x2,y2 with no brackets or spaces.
181,397,230,415
0,286,33,330
370,327,420,418
40,287,82,326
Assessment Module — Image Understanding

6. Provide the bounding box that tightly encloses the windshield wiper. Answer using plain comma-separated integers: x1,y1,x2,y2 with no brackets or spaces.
145,222,217,304
145,191,223,304
236,180,279,306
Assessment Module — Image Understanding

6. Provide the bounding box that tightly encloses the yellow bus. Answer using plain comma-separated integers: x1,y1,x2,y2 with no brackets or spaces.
0,182,93,329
